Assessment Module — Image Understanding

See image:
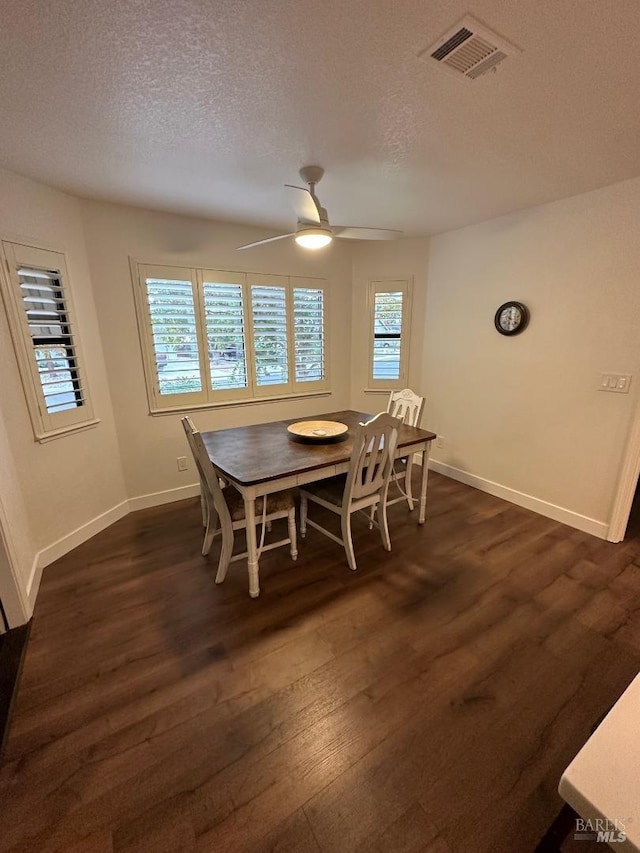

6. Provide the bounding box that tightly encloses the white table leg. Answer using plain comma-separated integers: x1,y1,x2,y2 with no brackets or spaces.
244,494,260,598
419,442,431,525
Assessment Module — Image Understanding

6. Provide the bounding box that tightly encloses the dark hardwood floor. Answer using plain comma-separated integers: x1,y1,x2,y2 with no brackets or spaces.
1,471,639,852
0,621,30,759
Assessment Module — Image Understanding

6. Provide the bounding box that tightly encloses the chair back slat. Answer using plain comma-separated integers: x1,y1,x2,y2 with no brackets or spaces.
345,412,400,502
387,388,425,427
181,417,231,526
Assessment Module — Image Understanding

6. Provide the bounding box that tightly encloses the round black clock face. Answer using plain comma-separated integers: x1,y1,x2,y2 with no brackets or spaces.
494,301,529,336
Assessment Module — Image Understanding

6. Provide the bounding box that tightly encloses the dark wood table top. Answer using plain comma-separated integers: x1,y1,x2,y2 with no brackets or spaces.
201,409,436,486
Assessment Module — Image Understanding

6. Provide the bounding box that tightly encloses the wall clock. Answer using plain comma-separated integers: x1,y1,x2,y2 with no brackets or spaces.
494,301,529,336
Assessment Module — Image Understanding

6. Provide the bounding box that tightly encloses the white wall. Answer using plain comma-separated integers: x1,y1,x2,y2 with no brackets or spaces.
423,177,640,531
350,238,430,418
0,402,33,626
0,170,127,603
81,201,353,502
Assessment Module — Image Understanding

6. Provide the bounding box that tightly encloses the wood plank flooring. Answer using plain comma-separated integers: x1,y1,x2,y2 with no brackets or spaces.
0,621,30,759
1,471,639,852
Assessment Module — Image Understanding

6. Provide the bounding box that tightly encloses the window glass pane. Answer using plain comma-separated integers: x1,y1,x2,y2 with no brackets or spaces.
145,278,202,395
251,286,288,387
203,281,248,390
293,287,325,383
18,268,83,413
373,291,403,381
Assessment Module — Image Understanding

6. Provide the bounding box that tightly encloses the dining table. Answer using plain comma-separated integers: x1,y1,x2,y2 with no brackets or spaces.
201,409,437,597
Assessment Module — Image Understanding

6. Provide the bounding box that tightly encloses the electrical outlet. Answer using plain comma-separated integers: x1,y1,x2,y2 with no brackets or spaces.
435,435,445,449
177,456,188,472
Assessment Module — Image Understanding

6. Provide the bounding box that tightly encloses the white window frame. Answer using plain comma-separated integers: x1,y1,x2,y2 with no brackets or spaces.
366,278,412,391
132,260,329,413
0,239,97,442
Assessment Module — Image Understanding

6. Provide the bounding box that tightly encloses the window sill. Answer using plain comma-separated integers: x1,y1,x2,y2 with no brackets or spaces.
148,390,332,416
364,388,399,394
35,418,101,443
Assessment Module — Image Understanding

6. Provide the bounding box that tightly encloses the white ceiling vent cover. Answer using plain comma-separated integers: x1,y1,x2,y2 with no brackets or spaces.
419,16,521,80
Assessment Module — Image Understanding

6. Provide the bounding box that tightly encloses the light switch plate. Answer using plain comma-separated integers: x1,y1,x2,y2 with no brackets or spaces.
599,373,632,393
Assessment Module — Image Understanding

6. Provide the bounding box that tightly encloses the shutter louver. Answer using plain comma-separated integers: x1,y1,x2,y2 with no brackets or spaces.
293,287,325,383
17,267,85,414
251,286,288,387
373,291,403,381
203,281,248,390
145,278,202,395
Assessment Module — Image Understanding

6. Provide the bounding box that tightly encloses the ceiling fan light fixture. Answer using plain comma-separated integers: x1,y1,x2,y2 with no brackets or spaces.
294,227,333,249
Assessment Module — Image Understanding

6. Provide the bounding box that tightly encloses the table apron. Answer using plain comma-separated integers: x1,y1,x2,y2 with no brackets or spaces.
222,439,431,499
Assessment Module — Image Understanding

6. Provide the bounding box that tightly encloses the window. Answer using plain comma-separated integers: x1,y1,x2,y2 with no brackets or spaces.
368,279,412,389
0,240,96,440
133,263,328,412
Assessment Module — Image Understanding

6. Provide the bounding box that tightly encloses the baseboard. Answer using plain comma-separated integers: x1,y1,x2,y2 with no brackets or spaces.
429,459,608,539
26,485,202,608
30,499,130,595
128,483,200,513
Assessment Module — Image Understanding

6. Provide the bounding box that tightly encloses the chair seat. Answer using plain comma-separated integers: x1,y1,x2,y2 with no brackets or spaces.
224,486,296,522
300,474,347,506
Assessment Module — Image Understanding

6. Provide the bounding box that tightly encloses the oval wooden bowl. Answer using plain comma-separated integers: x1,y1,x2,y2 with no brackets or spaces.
286,420,349,444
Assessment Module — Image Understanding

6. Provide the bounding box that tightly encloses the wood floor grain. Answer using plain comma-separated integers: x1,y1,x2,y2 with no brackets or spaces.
1,471,639,853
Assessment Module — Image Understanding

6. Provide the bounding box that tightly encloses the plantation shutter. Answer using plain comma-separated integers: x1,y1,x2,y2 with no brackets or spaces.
132,264,329,411
293,284,326,387
249,276,290,393
201,270,252,400
369,279,412,389
18,267,85,414
1,241,95,439
136,265,206,409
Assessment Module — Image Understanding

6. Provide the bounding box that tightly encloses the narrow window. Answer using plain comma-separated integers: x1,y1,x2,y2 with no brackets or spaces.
18,267,84,413
1,241,95,440
368,279,412,389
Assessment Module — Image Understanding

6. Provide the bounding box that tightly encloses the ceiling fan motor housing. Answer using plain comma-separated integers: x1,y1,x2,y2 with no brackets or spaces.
299,165,325,186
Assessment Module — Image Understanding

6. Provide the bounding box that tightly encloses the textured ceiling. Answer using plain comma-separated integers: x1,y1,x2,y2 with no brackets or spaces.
1,0,640,235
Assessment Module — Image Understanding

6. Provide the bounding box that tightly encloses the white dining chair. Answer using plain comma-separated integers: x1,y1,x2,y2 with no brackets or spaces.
385,387,425,511
299,412,400,571
181,417,297,588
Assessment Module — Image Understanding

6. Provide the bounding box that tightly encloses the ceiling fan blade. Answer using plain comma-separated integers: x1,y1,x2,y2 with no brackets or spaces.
333,226,403,240
237,233,294,251
284,185,322,224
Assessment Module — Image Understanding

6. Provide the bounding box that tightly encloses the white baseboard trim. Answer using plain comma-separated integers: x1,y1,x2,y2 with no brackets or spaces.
27,557,42,610
128,483,200,513
429,459,608,539
29,498,131,597
26,484,205,610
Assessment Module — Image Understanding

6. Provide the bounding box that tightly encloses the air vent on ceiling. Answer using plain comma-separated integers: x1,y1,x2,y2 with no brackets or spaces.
419,15,520,80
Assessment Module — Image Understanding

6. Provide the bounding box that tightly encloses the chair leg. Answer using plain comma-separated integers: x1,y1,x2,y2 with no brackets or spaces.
368,505,375,530
378,498,392,552
300,493,308,538
215,529,233,584
288,508,298,560
201,499,218,556
202,494,218,557
341,510,357,571
200,489,208,527
405,457,415,511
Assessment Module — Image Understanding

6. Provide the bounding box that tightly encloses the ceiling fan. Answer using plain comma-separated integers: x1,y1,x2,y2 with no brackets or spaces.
237,166,402,251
